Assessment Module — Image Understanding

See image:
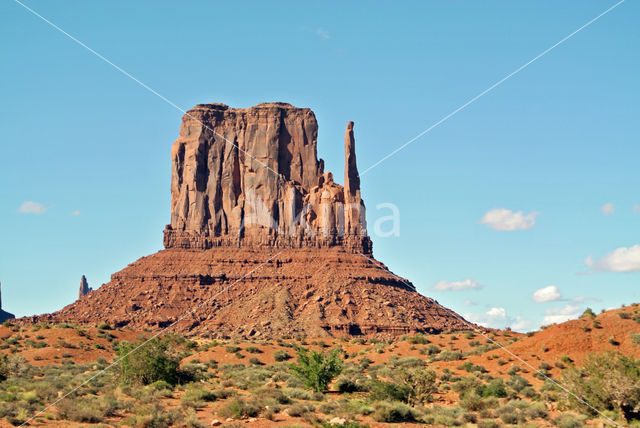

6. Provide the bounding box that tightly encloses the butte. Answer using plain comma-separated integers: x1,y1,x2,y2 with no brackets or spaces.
36,103,474,338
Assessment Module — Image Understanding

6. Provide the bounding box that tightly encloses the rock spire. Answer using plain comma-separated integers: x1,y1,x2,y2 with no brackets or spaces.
78,275,91,299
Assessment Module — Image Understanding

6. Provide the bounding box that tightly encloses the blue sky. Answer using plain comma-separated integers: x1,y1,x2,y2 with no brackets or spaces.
1,1,638,331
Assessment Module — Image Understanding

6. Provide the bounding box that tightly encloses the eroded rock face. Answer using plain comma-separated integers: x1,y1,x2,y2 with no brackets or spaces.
163,103,371,254
78,275,91,299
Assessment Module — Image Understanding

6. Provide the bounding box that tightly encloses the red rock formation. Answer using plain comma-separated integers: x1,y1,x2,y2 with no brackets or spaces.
163,103,371,254
32,102,475,337
43,248,472,337
78,275,91,299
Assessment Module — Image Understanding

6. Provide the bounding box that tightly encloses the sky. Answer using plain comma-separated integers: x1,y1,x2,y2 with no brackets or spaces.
1,1,638,331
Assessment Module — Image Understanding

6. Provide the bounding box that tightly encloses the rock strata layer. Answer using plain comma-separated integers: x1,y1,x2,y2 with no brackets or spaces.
38,248,473,337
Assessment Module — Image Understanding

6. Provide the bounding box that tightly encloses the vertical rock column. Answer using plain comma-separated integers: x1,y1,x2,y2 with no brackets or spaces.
78,275,91,299
343,122,366,236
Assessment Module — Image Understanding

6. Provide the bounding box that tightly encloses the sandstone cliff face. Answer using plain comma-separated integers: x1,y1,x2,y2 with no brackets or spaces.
163,103,371,254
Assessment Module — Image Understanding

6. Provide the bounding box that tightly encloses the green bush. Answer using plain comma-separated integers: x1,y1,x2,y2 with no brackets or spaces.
480,379,507,398
274,350,292,362
553,412,585,428
97,322,112,330
117,337,182,386
562,351,640,422
371,401,417,422
397,367,436,405
436,350,463,361
370,380,410,403
581,308,596,318
217,398,260,419
290,348,342,392
181,384,218,409
404,334,430,344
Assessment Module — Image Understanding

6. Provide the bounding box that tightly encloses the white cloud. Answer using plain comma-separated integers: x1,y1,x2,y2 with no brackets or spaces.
71,211,80,216
465,307,532,332
479,208,538,231
585,245,640,273
511,316,533,331
432,278,481,291
316,28,330,40
17,201,47,215
600,202,615,216
541,304,582,325
633,203,640,214
464,299,478,307
465,307,507,329
532,285,562,303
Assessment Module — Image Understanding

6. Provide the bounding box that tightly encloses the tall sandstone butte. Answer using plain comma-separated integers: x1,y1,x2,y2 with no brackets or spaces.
163,103,371,254
37,103,474,338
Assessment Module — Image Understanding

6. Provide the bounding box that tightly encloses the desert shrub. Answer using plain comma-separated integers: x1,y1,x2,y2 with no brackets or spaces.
539,362,552,371
117,337,182,385
252,387,290,406
286,402,313,417
57,395,123,423
217,398,260,419
181,384,218,408
290,348,342,392
630,333,640,345
245,346,262,354
562,351,640,422
482,421,505,428
336,376,362,393
0,355,27,380
405,334,430,344
525,402,548,419
248,357,263,366
553,412,585,428
97,322,112,330
184,408,205,428
225,345,241,353
274,350,292,361
421,344,441,356
480,379,507,398
436,350,463,361
459,392,485,411
397,367,436,405
459,361,486,373
283,387,313,400
507,374,529,393
123,402,182,428
581,308,596,318
392,357,426,369
370,380,410,403
371,401,417,422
